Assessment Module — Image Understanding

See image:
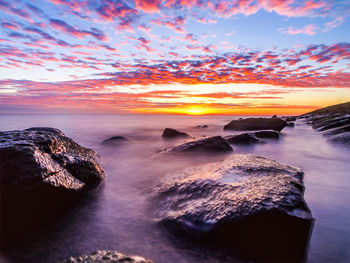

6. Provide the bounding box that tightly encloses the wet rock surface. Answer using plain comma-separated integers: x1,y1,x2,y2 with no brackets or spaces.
224,117,287,132
61,250,154,263
161,136,232,153
162,128,189,138
0,127,105,248
154,154,313,260
224,133,261,145
253,130,280,138
196,125,208,128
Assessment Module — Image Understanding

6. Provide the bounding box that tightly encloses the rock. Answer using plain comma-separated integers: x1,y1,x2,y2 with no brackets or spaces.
102,136,128,145
300,102,350,147
254,130,280,138
154,154,313,260
61,250,154,263
162,128,189,138
271,114,278,119
223,117,287,132
283,116,297,122
162,136,232,153
322,123,350,136
286,122,295,127
318,117,350,131
327,132,350,146
0,127,105,248
225,133,261,145
196,125,208,128
0,127,104,193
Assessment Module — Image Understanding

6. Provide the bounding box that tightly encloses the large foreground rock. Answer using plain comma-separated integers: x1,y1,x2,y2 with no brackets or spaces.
224,117,287,132
161,136,232,153
154,154,313,260
0,127,105,248
61,250,153,263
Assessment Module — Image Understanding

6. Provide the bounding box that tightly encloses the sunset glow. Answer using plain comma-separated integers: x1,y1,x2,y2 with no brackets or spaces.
0,0,349,114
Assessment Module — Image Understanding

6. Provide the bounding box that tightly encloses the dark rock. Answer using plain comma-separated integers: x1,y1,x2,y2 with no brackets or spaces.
154,154,313,261
102,136,128,145
318,117,350,131
162,136,232,153
327,132,350,146
61,250,154,263
254,130,280,138
224,117,287,132
286,122,295,127
300,102,350,147
162,128,189,138
271,114,278,119
196,125,208,128
283,116,297,122
225,133,261,145
0,127,105,248
323,123,350,136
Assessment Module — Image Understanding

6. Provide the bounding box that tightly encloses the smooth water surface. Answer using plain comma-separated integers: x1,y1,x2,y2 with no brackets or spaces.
0,114,349,263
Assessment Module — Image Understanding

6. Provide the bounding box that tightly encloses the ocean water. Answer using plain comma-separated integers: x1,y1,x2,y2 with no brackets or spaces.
0,114,350,263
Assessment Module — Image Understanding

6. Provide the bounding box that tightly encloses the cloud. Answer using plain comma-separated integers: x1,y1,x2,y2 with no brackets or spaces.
324,16,345,32
134,0,162,13
280,24,317,35
50,19,107,40
152,16,186,33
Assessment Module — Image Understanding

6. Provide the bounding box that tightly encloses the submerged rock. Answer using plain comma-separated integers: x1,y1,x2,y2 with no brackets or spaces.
0,127,105,248
102,136,128,145
196,125,208,128
225,133,261,145
286,122,295,127
61,250,154,263
161,136,232,153
253,130,280,139
154,154,313,260
162,128,189,138
224,117,287,132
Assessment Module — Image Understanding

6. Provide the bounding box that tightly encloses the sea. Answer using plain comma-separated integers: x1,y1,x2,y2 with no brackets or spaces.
0,114,349,263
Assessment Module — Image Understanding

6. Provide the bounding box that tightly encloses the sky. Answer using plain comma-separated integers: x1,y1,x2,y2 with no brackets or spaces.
0,0,350,115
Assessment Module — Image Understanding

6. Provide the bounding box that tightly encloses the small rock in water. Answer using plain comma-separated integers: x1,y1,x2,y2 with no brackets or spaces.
224,117,287,132
196,125,208,128
254,130,280,138
162,128,189,138
224,133,261,145
60,250,154,263
161,136,232,153
102,136,128,145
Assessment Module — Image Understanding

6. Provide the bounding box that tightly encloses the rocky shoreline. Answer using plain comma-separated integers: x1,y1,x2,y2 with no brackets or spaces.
299,101,350,146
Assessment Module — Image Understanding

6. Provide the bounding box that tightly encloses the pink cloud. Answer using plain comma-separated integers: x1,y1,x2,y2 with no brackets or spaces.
134,0,161,13
282,24,318,35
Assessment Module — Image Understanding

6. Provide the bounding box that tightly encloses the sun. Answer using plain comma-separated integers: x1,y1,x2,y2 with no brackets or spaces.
131,105,217,115
184,106,211,115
